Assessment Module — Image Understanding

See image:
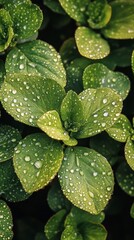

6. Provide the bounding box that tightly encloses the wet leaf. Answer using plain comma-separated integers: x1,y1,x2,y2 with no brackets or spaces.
0,60,6,88
61,225,82,240
1,74,65,127
58,147,114,214
6,40,66,87
130,202,134,219
90,132,122,166
13,133,63,193
106,114,132,142
132,51,134,74
0,200,13,240
60,90,83,133
75,27,110,59
125,137,134,170
0,125,22,162
116,161,134,196
0,160,31,202
0,9,14,52
74,88,123,139
102,1,134,39
65,206,105,226
47,180,71,212
5,2,43,40
59,0,89,24
45,209,67,240
43,0,66,14
87,0,112,29
37,110,69,141
83,63,130,100
79,222,107,240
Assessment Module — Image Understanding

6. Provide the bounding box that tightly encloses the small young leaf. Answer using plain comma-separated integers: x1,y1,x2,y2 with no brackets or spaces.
0,160,31,202
75,27,110,59
90,132,122,166
1,74,65,127
0,125,22,162
59,0,89,24
125,137,134,170
6,40,66,87
47,180,71,212
58,147,114,214
106,114,132,143
116,161,134,196
0,200,13,240
65,206,105,226
60,90,83,132
0,9,14,52
79,222,107,240
37,110,69,141
45,209,67,240
87,0,112,29
83,63,130,100
5,2,43,40
13,133,63,193
74,88,122,139
130,202,134,219
102,1,134,39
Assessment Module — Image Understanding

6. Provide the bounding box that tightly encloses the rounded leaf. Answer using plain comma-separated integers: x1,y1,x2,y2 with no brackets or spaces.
1,74,65,127
130,202,134,219
0,200,13,240
116,161,134,196
0,125,22,162
6,40,66,87
58,147,114,214
83,63,130,100
75,27,110,60
132,51,134,74
102,1,134,39
125,137,134,170
13,133,64,193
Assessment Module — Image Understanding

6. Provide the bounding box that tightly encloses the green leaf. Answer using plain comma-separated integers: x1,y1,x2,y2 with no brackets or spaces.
83,63,130,100
106,114,132,142
13,133,63,193
65,206,105,226
5,3,43,40
130,202,134,219
61,90,83,132
102,1,134,39
6,40,66,88
90,132,122,166
0,125,22,162
1,74,65,127
59,0,89,24
0,60,5,88
45,209,67,240
63,138,78,147
125,137,134,170
65,58,92,93
43,0,66,14
37,110,69,141
0,9,14,52
116,161,134,196
61,225,83,240
47,180,71,212
0,160,31,202
87,0,112,29
75,27,110,60
0,200,13,240
79,222,107,240
58,147,114,214
132,51,134,74
74,88,123,139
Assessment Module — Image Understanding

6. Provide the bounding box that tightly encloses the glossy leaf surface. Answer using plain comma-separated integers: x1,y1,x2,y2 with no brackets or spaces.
125,137,134,170
58,147,114,214
75,27,110,59
0,200,13,240
13,133,63,193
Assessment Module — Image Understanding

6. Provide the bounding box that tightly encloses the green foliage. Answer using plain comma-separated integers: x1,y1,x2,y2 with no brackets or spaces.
0,0,134,239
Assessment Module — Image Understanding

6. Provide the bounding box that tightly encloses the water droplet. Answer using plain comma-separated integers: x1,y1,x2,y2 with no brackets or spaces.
19,64,25,70
34,161,42,169
107,186,111,191
70,169,74,173
93,172,98,177
24,156,31,162
84,152,88,156
79,170,84,176
12,90,17,94
89,191,94,198
103,112,109,117
103,99,107,104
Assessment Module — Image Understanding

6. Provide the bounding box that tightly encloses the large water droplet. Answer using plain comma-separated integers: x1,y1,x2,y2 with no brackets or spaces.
24,156,31,162
34,161,42,169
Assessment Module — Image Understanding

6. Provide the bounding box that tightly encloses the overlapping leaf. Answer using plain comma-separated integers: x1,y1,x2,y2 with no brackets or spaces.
13,133,63,193
0,200,13,240
125,137,134,170
58,147,114,214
